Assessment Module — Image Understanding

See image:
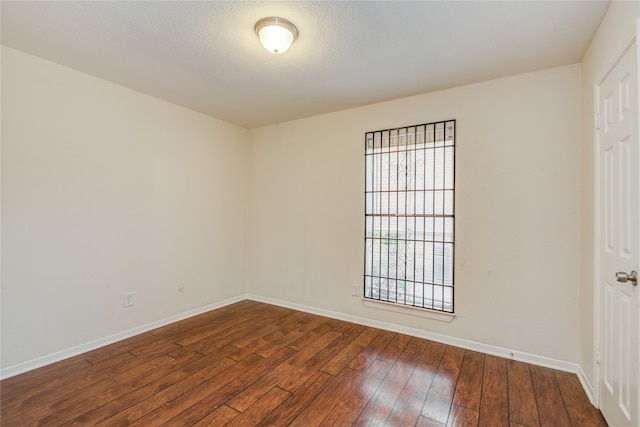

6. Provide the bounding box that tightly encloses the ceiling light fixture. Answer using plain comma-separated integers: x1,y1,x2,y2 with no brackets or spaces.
254,17,298,54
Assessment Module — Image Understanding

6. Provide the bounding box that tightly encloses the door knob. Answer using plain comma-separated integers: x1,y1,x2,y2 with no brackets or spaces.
615,271,638,286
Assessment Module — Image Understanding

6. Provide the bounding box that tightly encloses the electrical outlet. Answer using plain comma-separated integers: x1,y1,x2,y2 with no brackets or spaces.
123,292,135,307
352,284,360,296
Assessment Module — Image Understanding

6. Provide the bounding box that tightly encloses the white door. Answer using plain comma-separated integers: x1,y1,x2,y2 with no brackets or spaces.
597,39,639,427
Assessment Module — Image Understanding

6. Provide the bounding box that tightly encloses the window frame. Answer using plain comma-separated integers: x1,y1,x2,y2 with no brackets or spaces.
363,120,456,315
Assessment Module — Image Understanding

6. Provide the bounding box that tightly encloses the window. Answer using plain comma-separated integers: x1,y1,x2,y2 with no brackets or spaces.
364,120,455,313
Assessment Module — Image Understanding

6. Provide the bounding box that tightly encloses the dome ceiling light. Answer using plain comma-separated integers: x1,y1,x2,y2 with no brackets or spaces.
254,17,298,54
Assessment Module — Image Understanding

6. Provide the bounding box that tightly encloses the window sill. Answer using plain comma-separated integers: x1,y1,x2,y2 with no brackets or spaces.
362,298,455,323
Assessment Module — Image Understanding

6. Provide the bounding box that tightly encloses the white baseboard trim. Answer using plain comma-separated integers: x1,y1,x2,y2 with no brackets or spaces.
577,364,596,406
247,294,581,375
0,294,246,380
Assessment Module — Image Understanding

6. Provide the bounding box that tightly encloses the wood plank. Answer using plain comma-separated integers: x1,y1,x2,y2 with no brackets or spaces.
256,371,334,426
529,366,571,427
227,310,311,360
447,405,479,427
0,356,91,402
128,341,182,359
321,359,392,425
286,321,335,351
2,354,180,426
180,308,282,354
165,344,205,360
0,357,92,413
148,301,264,345
152,346,297,426
225,329,343,412
555,372,604,427
321,326,380,376
1,351,136,412
421,345,465,424
233,309,306,349
79,333,154,365
385,341,446,425
66,345,238,425
404,336,430,356
348,329,395,371
417,416,447,427
149,301,261,337
225,387,291,427
35,352,204,427
478,355,509,427
453,350,485,411
190,405,240,426
324,317,358,333
377,333,412,363
278,323,365,393
506,360,540,427
353,351,420,425
136,304,266,360
93,355,245,426
172,302,275,348
288,367,362,427
255,316,326,358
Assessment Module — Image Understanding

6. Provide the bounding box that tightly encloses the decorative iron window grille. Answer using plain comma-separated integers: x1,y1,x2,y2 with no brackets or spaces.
364,120,455,313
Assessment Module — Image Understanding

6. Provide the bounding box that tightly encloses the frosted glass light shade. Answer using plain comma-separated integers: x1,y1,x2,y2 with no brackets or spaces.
255,17,298,54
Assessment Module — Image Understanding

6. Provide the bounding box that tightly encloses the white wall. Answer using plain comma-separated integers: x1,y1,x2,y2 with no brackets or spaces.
579,1,640,395
1,47,250,369
250,64,582,364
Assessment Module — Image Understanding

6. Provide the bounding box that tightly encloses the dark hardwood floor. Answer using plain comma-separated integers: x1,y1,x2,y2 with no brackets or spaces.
0,300,606,426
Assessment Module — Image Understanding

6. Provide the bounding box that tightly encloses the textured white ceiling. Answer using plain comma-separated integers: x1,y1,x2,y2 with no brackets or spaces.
1,1,609,129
